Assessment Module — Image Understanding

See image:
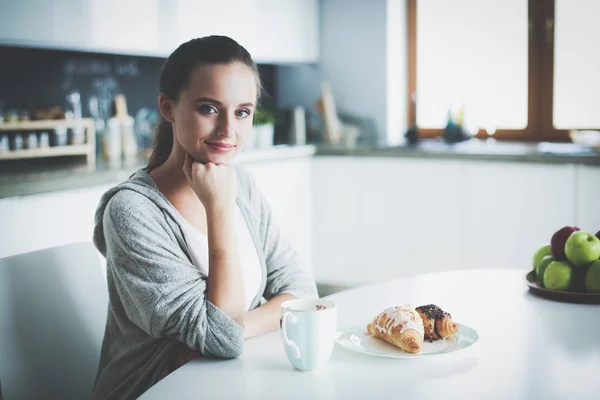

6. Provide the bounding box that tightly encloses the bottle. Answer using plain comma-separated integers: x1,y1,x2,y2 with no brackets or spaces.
0,135,8,153
290,106,306,146
12,133,24,151
104,94,137,165
39,132,50,148
24,132,38,149
54,127,68,146
105,118,122,165
114,95,137,163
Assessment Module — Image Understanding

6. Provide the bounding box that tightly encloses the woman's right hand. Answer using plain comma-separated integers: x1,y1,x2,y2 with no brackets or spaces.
183,153,237,212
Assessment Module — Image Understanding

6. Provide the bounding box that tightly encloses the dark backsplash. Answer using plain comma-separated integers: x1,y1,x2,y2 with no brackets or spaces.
0,45,277,120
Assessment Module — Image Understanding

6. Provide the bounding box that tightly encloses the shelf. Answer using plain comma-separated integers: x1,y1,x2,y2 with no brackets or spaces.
0,119,96,167
0,119,94,131
0,145,91,160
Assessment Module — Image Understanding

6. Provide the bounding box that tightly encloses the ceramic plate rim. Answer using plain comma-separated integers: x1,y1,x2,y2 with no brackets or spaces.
335,323,479,359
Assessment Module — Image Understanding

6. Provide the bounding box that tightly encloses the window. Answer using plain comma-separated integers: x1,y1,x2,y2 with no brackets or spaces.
553,0,600,129
407,0,600,141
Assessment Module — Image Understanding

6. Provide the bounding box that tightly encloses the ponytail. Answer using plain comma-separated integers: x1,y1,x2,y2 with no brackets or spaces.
146,117,173,172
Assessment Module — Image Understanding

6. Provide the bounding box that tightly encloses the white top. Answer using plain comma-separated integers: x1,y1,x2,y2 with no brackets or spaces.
140,269,600,400
177,205,262,311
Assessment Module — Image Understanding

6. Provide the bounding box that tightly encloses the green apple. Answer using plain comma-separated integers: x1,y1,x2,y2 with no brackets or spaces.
585,260,600,293
543,261,574,291
565,231,600,267
532,245,552,270
536,255,555,286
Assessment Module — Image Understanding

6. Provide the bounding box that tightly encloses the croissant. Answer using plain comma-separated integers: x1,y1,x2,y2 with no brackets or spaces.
367,305,424,354
415,304,459,341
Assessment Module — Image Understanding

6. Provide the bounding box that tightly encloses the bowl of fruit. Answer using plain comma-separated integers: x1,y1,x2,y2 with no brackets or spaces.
527,226,600,304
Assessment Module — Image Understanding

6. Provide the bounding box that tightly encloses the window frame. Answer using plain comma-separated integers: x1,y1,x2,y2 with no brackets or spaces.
407,0,569,142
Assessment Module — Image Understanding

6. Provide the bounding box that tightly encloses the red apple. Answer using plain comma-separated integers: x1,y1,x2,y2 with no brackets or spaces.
550,226,580,261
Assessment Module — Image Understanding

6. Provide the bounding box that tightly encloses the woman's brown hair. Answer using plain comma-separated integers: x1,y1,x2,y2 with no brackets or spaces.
147,36,262,171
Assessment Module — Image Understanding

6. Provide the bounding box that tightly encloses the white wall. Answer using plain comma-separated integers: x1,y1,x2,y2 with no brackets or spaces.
276,0,408,145
320,0,388,139
386,0,407,144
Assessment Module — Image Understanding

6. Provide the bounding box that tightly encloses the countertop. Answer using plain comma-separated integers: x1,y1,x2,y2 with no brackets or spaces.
317,138,600,165
2,139,600,198
0,145,317,198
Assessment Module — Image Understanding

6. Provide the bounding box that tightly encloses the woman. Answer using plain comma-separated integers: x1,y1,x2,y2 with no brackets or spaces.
92,36,318,399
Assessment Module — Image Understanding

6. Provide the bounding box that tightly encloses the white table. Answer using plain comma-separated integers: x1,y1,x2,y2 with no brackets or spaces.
140,269,600,400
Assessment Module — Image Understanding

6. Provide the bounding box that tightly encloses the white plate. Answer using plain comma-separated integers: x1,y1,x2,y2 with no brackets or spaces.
335,323,479,358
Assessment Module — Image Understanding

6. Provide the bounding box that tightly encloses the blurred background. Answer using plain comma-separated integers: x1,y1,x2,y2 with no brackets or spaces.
0,0,599,295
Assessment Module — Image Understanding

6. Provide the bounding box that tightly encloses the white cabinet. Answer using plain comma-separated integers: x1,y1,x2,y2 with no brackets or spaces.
312,157,460,286
0,157,314,277
458,161,576,271
171,0,258,56
0,0,320,61
311,158,361,284
0,0,58,46
1,156,596,288
255,0,320,63
87,0,161,55
576,165,600,233
245,157,313,275
173,0,319,63
171,0,203,50
0,0,162,56
0,184,115,260
197,0,257,56
52,0,92,48
312,158,587,287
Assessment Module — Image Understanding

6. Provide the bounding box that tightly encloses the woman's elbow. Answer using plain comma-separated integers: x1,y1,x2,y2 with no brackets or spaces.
202,300,246,358
207,341,244,359
224,346,244,359
201,328,244,359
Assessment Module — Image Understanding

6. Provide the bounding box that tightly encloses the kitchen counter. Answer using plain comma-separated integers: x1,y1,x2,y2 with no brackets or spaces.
0,145,317,198
2,138,599,198
317,138,600,165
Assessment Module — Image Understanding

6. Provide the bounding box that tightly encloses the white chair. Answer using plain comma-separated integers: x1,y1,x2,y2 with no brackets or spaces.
0,242,108,400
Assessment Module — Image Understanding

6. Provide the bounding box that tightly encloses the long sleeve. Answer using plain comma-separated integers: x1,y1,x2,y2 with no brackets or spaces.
102,191,244,359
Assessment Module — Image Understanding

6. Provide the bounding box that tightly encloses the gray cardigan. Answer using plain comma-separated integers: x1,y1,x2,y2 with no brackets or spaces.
91,167,318,400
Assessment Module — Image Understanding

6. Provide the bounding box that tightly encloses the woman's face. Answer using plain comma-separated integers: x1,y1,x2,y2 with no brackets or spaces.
168,62,258,164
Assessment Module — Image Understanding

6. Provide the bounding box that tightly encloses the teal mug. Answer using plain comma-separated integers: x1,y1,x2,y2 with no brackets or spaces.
279,298,337,371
